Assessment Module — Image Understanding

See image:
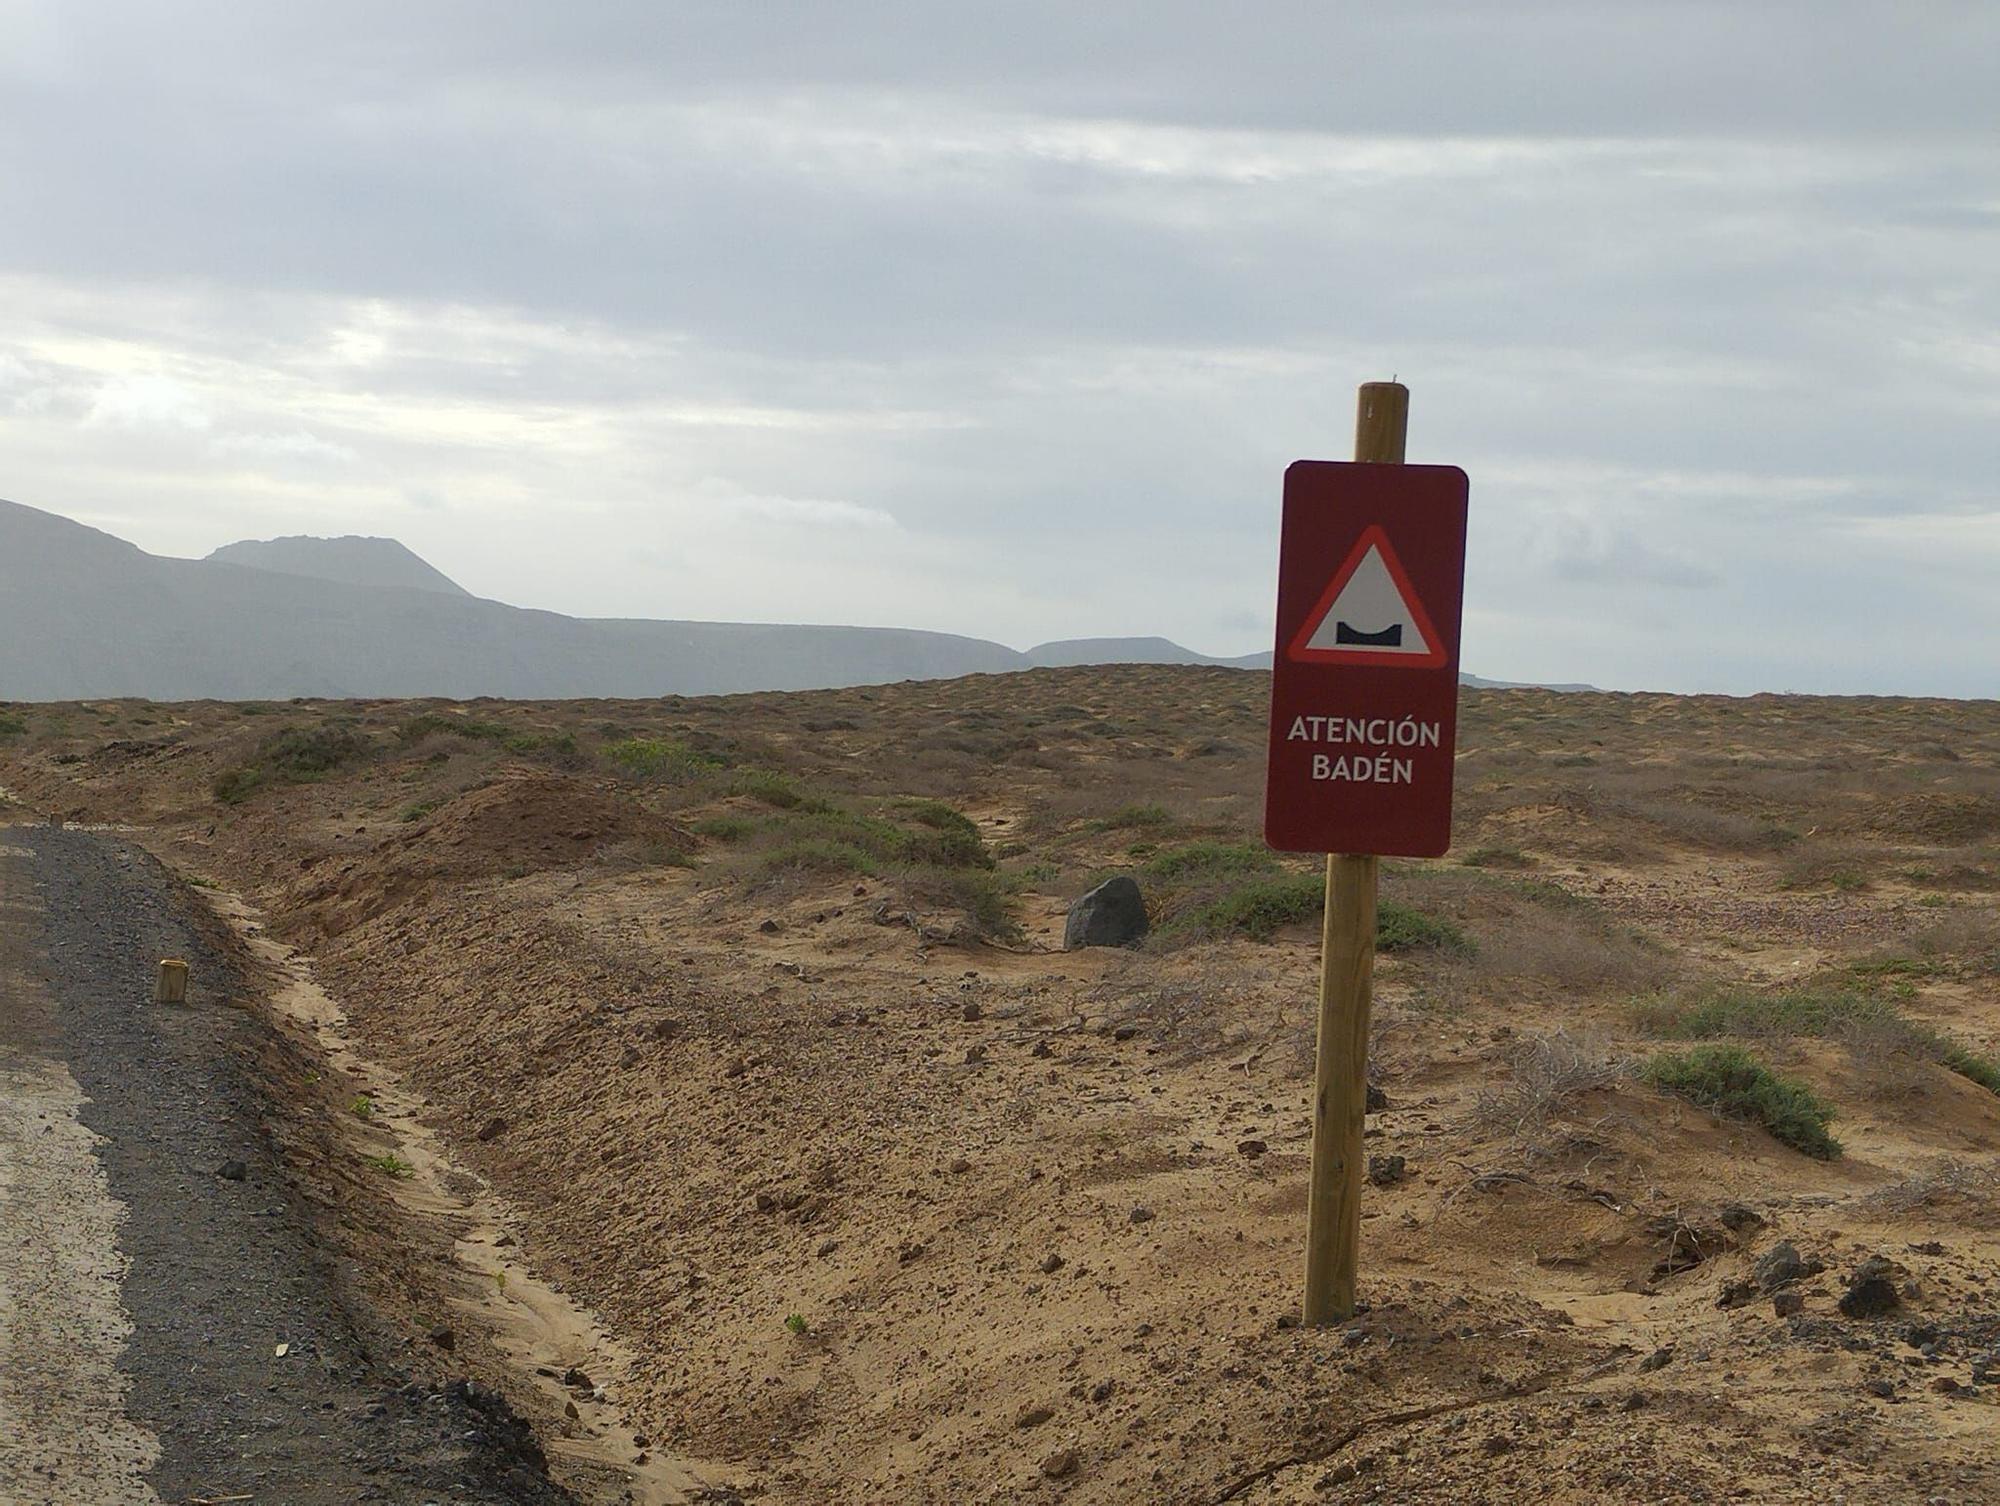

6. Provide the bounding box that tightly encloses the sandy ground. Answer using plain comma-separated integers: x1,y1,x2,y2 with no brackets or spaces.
3,669,1998,1502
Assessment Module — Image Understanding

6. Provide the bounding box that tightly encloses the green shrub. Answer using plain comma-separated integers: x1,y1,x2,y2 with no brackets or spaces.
1637,987,2000,1096
0,713,27,737
400,800,439,824
1089,803,1178,832
261,724,368,778
212,765,266,804
1144,842,1278,881
1376,901,1473,954
729,767,820,809
1459,846,1532,870
896,800,993,869
1177,874,1324,940
691,815,756,843
605,737,726,782
1640,1045,1841,1158
761,839,877,876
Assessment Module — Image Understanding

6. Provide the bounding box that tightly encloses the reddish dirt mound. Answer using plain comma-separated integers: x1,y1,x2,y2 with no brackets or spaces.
281,773,689,942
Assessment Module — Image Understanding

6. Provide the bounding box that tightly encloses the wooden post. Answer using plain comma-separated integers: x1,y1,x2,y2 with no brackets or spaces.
1301,381,1407,1326
154,958,190,1006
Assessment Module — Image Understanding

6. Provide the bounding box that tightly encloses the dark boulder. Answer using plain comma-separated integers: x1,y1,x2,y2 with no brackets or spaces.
1064,877,1149,950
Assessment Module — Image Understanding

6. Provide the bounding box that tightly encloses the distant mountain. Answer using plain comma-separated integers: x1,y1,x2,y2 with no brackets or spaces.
0,499,1591,700
1024,636,1267,669
0,499,1018,700
206,535,471,597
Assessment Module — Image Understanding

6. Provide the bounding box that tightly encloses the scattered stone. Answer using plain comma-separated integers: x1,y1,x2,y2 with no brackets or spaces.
961,1001,983,1022
564,1400,580,1420
1863,1377,1896,1399
1031,1039,1053,1059
1481,1434,1515,1456
476,1115,508,1142
1366,1154,1407,1187
1112,1024,1140,1042
429,1325,456,1352
1366,1084,1389,1112
650,1018,682,1041
897,1241,926,1264
1040,1253,1066,1274
1089,1379,1116,1403
1754,1242,1811,1293
1638,1346,1674,1373
949,1157,972,1174
1319,1462,1358,1487
1040,1448,1080,1479
757,918,781,933
1620,1392,1648,1412
1016,1404,1055,1428
1718,1203,1765,1233
1774,1291,1805,1318
216,1159,248,1181
1063,877,1149,950
1274,1313,1299,1331
1840,1257,1904,1319
1236,1139,1268,1158
1129,1205,1156,1224
1714,1278,1759,1310
816,1239,838,1258
563,1366,593,1389
723,1056,749,1079
1931,1377,1961,1395
753,1191,778,1213
964,1044,987,1065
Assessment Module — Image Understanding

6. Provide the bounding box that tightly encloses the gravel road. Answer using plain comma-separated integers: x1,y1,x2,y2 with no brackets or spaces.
0,825,577,1505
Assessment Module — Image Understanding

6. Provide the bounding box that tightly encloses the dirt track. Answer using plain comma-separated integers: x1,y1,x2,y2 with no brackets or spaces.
0,825,573,1505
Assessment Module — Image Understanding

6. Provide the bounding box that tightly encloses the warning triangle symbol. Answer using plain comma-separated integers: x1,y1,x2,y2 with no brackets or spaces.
1288,524,1446,669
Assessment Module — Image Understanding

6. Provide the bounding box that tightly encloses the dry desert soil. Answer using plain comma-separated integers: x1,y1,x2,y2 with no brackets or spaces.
3,666,1999,1504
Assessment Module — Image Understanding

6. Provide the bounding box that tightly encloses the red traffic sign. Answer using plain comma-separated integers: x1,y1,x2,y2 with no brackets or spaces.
1264,462,1469,857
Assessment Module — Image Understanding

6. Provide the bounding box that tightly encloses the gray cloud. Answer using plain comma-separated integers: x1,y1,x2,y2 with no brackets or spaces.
0,3,1995,693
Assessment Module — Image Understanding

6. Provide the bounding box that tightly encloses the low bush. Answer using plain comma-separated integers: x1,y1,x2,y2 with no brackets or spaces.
691,815,756,843
1144,841,1277,881
0,712,27,737
214,723,369,804
1459,846,1533,869
605,737,727,782
1637,987,2000,1096
1640,1044,1841,1159
1088,803,1179,833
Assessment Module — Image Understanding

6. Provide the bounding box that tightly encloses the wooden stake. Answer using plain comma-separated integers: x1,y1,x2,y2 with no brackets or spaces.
1301,380,1407,1326
154,958,190,1006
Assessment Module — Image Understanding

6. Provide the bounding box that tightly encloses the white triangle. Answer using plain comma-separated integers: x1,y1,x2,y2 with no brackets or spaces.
1301,544,1434,656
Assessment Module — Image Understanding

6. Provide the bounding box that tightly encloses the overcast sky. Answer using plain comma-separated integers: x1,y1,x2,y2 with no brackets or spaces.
3,3,1996,694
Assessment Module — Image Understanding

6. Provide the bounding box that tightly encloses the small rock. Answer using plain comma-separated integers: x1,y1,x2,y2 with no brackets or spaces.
757,918,781,933
1754,1242,1810,1293
753,1191,778,1213
216,1159,248,1182
1774,1291,1805,1318
1031,1039,1053,1059
964,1045,987,1064
1112,1024,1140,1042
1863,1377,1896,1399
1718,1203,1765,1233
1620,1391,1648,1412
564,1366,593,1389
1016,1404,1055,1428
1365,1084,1389,1112
1040,1253,1065,1274
1063,877,1148,950
1236,1139,1269,1158
1366,1154,1407,1187
1481,1434,1514,1456
428,1325,455,1352
816,1239,838,1258
961,1001,983,1022
723,1056,749,1079
475,1116,508,1142
949,1157,972,1174
1129,1205,1155,1224
564,1400,580,1420
1319,1462,1358,1487
1931,1377,1961,1395
1840,1257,1904,1319
1089,1379,1116,1403
1040,1448,1080,1479
1638,1346,1674,1373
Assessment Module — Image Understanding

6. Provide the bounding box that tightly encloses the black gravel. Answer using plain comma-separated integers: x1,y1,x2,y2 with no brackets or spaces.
11,827,575,1505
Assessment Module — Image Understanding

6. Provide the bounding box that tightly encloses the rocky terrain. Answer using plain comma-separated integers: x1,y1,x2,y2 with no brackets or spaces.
2,668,1997,1502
